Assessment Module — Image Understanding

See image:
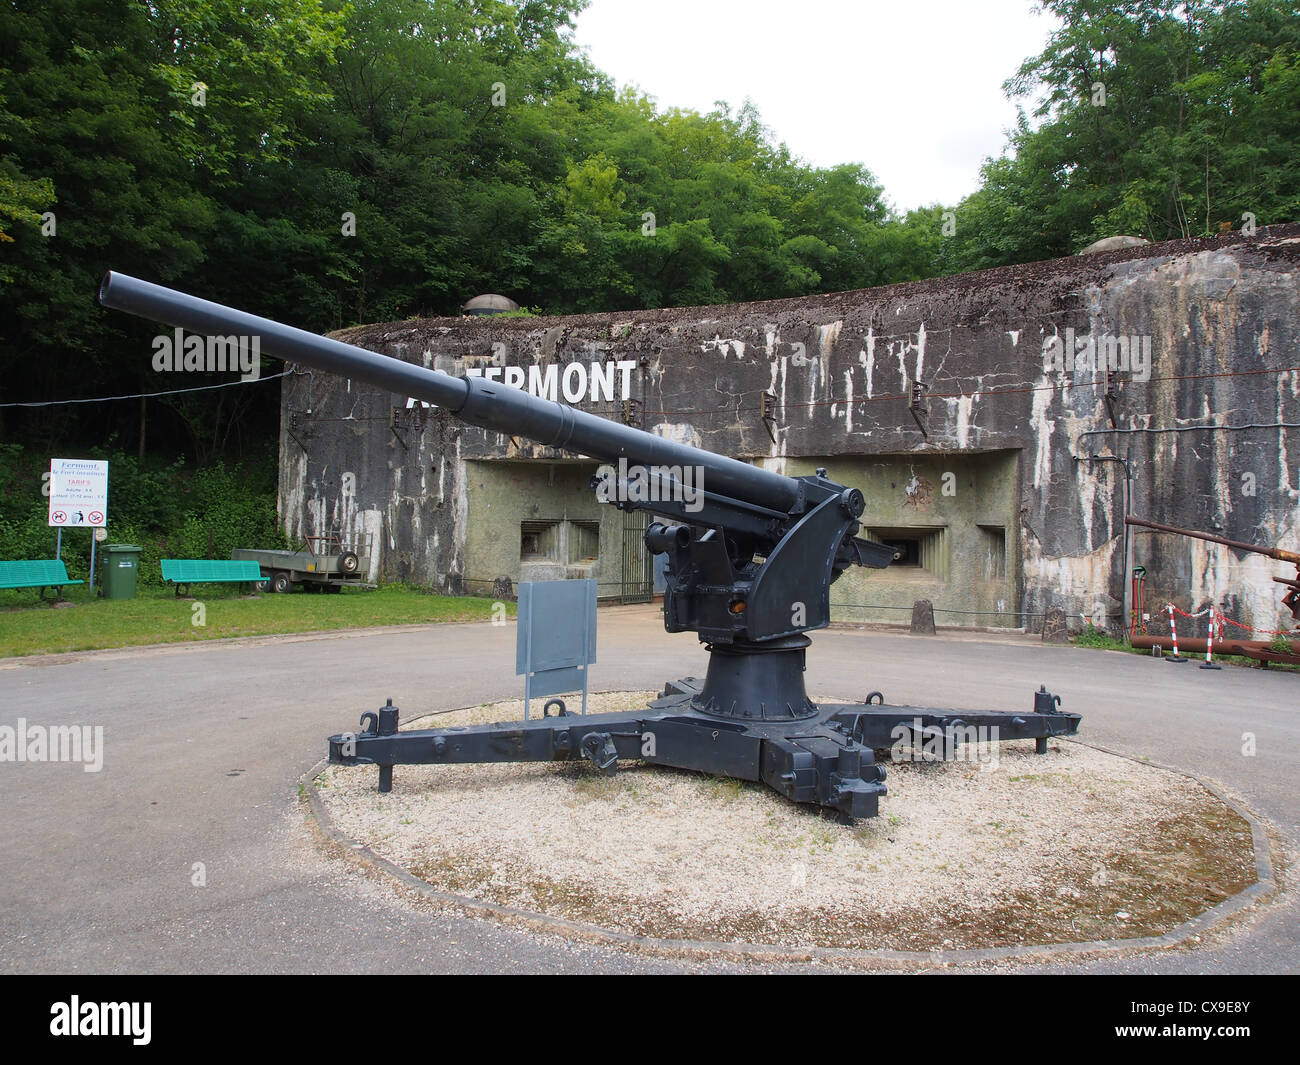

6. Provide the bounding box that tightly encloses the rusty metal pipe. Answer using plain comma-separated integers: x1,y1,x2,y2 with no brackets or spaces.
1132,634,1300,664
1125,515,1300,565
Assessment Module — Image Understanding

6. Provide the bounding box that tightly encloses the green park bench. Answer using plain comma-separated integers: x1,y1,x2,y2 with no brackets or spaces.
0,559,85,601
160,559,264,597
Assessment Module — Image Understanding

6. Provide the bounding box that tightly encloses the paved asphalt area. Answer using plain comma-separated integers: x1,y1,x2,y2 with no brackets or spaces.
0,605,1295,974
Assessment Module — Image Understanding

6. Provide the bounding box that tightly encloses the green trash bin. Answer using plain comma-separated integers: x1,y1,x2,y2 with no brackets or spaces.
99,544,142,599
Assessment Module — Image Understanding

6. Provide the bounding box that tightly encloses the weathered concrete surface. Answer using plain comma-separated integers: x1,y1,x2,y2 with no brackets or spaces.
279,225,1300,633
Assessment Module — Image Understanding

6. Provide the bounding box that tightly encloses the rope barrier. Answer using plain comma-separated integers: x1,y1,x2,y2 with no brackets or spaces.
1167,602,1292,637
1214,612,1293,638
1160,600,1295,669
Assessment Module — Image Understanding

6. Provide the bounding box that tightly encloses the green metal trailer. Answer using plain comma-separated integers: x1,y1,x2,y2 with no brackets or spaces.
233,533,374,593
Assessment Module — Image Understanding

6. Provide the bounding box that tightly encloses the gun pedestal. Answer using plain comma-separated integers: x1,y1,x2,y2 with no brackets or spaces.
693,636,816,721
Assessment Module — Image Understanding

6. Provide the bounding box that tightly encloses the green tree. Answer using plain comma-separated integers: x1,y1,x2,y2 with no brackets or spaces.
945,0,1300,272
0,0,343,459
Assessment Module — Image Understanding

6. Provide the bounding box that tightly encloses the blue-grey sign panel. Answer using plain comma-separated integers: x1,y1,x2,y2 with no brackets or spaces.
516,578,597,674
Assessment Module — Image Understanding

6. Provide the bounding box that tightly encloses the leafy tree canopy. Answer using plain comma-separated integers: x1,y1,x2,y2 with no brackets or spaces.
1,0,1295,462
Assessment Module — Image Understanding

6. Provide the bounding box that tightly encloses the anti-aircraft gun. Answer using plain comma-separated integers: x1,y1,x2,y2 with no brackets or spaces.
99,272,1080,818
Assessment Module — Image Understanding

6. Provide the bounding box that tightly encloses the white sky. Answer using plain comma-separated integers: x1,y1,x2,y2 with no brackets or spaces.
572,0,1060,212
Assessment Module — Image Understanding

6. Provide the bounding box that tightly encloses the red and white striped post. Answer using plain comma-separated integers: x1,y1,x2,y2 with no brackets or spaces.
1201,611,1223,670
1167,604,1188,662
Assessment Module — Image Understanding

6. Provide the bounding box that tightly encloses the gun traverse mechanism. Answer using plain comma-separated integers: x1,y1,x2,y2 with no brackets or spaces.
99,271,1080,817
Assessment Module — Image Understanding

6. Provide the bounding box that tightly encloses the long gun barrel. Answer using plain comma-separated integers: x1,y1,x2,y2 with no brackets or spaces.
99,270,894,648
97,271,800,515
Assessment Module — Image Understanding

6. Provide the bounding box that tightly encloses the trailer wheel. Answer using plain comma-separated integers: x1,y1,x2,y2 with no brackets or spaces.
338,550,360,575
253,576,271,593
270,571,292,594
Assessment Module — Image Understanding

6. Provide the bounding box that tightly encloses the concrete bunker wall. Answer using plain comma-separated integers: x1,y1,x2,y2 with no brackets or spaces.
278,226,1300,633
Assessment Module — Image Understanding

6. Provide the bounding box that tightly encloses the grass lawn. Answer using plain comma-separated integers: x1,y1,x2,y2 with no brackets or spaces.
0,583,513,658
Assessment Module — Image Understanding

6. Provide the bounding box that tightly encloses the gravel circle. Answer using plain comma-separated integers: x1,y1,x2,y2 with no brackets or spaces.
314,692,1257,951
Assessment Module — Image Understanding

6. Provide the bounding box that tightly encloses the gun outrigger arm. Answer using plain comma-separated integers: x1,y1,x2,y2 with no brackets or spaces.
100,272,1081,818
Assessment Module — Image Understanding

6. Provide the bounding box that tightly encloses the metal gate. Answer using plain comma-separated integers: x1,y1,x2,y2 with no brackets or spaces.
618,507,653,603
